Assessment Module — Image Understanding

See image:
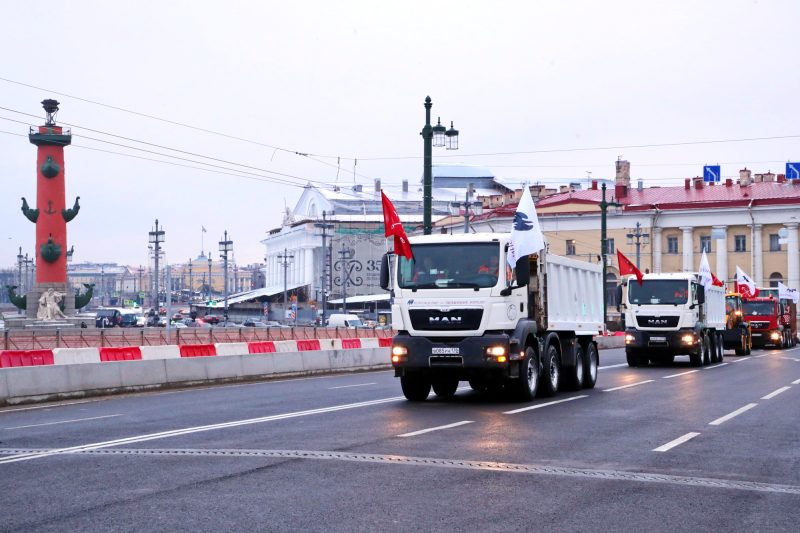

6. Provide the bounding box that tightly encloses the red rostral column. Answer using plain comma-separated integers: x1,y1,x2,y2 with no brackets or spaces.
25,100,79,284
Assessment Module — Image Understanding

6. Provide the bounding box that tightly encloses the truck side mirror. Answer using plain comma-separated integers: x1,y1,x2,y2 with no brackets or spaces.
697,284,705,304
379,253,390,291
515,257,530,286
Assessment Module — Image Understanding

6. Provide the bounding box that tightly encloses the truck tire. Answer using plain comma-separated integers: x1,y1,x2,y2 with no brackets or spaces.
716,333,724,362
468,379,488,392
709,334,719,364
583,342,598,389
690,346,703,367
626,348,639,367
746,333,752,355
539,344,561,397
400,375,431,401
566,343,585,391
735,334,746,356
432,378,459,399
702,334,711,366
512,346,539,401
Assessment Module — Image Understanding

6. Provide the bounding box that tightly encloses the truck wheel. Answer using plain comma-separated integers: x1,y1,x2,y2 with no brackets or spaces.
566,343,585,391
432,378,459,399
717,333,724,362
626,349,639,367
400,375,431,401
539,344,561,397
513,346,539,401
702,334,711,365
583,342,598,389
735,334,746,356
746,333,752,355
709,334,719,364
468,379,488,392
690,346,702,367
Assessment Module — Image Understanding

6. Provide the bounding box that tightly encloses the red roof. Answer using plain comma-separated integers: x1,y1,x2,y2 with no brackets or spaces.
478,180,800,220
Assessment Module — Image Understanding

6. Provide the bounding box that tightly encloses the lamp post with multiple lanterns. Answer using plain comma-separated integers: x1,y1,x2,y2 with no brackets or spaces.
421,96,459,235
219,231,233,324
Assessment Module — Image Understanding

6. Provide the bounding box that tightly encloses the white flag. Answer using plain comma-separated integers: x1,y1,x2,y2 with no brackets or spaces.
778,281,799,304
698,250,713,289
507,186,545,267
735,266,758,298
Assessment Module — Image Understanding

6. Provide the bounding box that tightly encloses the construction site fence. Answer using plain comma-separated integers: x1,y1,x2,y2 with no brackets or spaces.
2,327,395,351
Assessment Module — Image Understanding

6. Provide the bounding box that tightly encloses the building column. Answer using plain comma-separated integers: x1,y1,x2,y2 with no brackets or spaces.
305,248,314,289
752,223,763,286
786,223,799,289
713,225,728,283
652,227,662,274
681,226,693,272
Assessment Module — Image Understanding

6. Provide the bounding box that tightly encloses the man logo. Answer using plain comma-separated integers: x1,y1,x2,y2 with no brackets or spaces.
513,212,534,231
647,318,669,326
430,316,462,325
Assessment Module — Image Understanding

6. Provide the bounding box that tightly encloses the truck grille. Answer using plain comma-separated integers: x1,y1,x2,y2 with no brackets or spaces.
636,315,680,328
409,308,483,331
749,321,770,329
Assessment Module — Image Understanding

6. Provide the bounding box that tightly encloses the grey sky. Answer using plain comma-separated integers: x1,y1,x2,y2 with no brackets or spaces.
2,0,798,269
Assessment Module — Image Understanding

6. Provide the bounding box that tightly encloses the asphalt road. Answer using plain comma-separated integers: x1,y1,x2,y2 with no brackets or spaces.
1,345,799,532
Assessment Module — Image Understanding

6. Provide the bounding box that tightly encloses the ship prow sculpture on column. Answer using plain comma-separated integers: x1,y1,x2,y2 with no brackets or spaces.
4,100,94,329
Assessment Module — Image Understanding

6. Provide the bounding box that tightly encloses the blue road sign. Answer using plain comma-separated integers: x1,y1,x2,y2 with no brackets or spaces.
703,165,721,182
786,162,800,180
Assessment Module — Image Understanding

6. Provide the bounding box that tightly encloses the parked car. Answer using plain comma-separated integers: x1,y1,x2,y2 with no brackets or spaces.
326,313,366,329
203,314,221,325
120,310,143,328
243,320,269,328
95,308,123,328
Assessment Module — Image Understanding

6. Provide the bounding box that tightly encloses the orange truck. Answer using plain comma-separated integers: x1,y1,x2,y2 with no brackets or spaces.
723,292,752,355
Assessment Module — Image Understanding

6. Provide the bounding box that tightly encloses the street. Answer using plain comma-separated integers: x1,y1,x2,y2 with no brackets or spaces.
1,346,799,532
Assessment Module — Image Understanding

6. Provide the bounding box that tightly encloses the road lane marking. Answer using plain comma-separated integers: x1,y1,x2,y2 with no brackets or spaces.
2,447,799,495
397,420,474,437
504,395,588,414
761,386,791,400
709,403,758,426
793,378,800,385
4,414,122,430
702,363,728,370
603,380,654,392
653,432,701,452
328,383,377,389
598,363,627,370
779,357,800,362
730,357,750,363
663,370,698,379
0,399,102,414
754,354,769,358
0,395,406,465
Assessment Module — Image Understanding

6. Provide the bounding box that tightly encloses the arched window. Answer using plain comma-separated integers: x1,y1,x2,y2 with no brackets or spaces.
308,202,318,218
769,272,783,288
606,273,619,308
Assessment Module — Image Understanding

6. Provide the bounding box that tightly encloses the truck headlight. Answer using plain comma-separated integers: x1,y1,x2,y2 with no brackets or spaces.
486,346,506,357
681,334,695,345
770,331,781,341
625,334,635,344
391,345,407,363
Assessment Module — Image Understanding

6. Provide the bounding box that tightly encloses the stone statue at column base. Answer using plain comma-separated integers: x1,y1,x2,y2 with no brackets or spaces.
37,287,69,321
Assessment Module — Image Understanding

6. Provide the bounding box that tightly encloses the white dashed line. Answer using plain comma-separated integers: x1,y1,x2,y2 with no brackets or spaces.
793,378,800,385
754,354,769,359
653,432,701,452
598,363,628,370
328,383,377,389
702,363,729,370
730,357,750,363
397,420,474,437
4,414,122,430
663,370,699,379
709,403,758,426
761,386,791,400
603,380,654,392
504,395,588,414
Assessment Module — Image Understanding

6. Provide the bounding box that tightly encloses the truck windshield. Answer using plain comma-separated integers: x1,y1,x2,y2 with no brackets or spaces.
743,301,775,315
628,280,689,305
398,243,501,289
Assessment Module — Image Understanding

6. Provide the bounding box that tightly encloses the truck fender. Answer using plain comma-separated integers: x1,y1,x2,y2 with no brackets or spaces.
557,334,578,368
543,332,562,362
510,319,538,354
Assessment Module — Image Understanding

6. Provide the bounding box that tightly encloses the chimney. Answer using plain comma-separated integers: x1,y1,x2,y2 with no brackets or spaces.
615,159,630,198
353,184,362,193
763,171,775,183
637,179,643,192
694,177,704,189
739,168,752,186
402,179,408,193
591,180,598,191
559,185,569,194
685,178,691,190
374,178,381,192
725,178,733,187
778,173,786,183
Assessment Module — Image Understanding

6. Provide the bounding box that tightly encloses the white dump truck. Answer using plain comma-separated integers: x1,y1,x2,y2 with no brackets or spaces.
621,272,726,366
379,233,604,402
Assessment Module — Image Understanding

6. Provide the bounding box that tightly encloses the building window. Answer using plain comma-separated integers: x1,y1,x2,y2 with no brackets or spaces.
769,234,781,252
700,236,711,253
566,239,576,256
734,235,746,252
769,272,783,288
667,236,678,254
605,238,615,255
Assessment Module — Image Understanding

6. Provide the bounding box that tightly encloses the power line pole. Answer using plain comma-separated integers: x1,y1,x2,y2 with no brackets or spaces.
314,210,334,325
219,231,233,325
278,248,294,323
148,219,165,310
626,221,650,270
188,259,193,301
600,183,623,330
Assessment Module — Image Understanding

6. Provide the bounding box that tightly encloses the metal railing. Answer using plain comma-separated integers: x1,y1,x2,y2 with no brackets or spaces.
1,326,394,351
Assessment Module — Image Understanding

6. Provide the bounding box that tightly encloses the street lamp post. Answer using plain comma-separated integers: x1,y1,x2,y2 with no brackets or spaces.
219,231,233,325
600,183,623,330
449,183,484,233
16,247,23,290
207,256,212,301
338,242,353,314
148,219,165,310
100,266,105,306
626,221,650,270
278,248,294,324
314,210,334,325
421,96,459,235
188,259,193,301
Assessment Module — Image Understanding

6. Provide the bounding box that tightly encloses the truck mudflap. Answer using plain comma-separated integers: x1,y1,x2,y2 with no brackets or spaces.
390,332,514,378
624,328,699,356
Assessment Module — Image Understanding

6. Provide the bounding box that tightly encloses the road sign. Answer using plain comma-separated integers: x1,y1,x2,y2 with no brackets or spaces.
786,162,800,180
703,165,721,182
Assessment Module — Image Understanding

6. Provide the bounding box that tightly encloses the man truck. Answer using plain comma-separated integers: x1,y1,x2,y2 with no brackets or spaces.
621,273,726,367
380,233,604,402
742,291,796,348
751,288,797,348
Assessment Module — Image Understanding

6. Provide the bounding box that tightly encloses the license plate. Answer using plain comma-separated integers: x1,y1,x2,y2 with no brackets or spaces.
432,346,460,355
752,333,762,337
650,336,666,342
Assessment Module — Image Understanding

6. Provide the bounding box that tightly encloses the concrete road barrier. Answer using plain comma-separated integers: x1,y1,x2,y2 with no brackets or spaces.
53,347,100,365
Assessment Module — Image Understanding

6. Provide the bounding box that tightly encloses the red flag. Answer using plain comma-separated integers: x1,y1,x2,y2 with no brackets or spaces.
381,190,413,259
617,250,643,286
711,272,724,287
